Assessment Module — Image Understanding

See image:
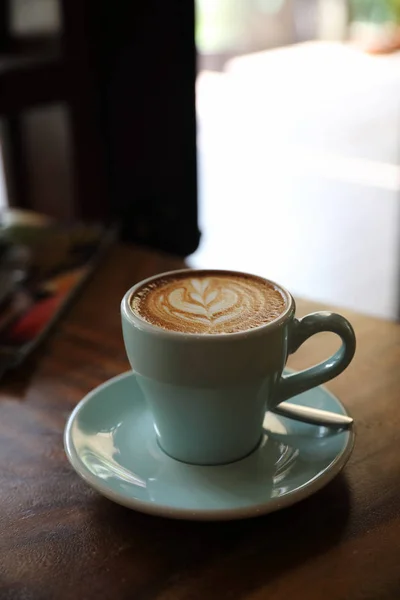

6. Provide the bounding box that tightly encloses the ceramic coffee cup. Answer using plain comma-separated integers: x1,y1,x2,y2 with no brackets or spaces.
121,269,356,465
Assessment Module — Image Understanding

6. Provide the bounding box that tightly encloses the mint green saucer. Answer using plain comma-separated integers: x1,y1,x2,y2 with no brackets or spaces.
64,372,354,521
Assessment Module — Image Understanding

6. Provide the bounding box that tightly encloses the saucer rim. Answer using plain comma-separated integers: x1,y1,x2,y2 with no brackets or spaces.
64,371,355,521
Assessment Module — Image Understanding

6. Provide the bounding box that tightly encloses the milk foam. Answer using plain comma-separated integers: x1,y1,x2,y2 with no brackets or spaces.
130,272,287,334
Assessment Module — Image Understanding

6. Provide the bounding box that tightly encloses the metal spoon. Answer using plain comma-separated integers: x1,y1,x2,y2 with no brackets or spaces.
272,402,353,429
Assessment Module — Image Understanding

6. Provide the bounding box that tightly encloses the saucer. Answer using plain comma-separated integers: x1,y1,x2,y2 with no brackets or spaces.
64,371,355,521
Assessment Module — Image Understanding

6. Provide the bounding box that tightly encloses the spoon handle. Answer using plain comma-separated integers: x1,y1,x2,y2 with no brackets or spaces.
272,402,353,429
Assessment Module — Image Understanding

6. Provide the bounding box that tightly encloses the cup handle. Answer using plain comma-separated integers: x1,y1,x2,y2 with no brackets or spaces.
274,312,356,405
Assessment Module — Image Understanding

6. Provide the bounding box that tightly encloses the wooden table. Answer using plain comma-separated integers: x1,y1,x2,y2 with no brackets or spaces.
1,244,399,600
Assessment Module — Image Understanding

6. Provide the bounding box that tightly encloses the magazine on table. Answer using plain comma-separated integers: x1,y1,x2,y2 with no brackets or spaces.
0,209,116,377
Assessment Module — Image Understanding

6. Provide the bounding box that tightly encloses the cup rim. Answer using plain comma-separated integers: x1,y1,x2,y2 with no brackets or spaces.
121,268,295,341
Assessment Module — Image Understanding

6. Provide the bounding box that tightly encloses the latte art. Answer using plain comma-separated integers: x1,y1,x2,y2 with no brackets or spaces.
130,271,286,334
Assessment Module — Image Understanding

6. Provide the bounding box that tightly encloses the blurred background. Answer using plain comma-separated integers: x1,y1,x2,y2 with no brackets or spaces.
1,0,400,322
193,0,400,320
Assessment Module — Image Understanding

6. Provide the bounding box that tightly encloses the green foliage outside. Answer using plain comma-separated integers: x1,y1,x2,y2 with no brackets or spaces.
195,0,400,54
351,0,400,23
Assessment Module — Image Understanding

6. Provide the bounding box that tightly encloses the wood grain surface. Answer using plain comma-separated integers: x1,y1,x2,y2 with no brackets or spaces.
1,244,399,600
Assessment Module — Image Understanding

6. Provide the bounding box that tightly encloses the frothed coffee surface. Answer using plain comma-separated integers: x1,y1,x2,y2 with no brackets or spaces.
130,271,286,334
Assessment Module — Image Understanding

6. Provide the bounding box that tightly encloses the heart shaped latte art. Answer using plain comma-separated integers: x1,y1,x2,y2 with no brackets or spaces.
132,273,286,334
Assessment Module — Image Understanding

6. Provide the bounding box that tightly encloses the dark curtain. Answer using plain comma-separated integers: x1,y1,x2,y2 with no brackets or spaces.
90,0,200,256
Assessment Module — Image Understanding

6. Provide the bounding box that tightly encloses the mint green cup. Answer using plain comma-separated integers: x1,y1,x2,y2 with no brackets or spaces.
121,269,356,466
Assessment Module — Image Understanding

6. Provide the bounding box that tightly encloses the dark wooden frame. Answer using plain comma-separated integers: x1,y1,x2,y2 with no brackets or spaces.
0,0,199,256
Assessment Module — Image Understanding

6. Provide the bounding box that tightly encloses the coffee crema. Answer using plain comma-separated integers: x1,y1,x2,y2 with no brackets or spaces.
130,271,287,334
